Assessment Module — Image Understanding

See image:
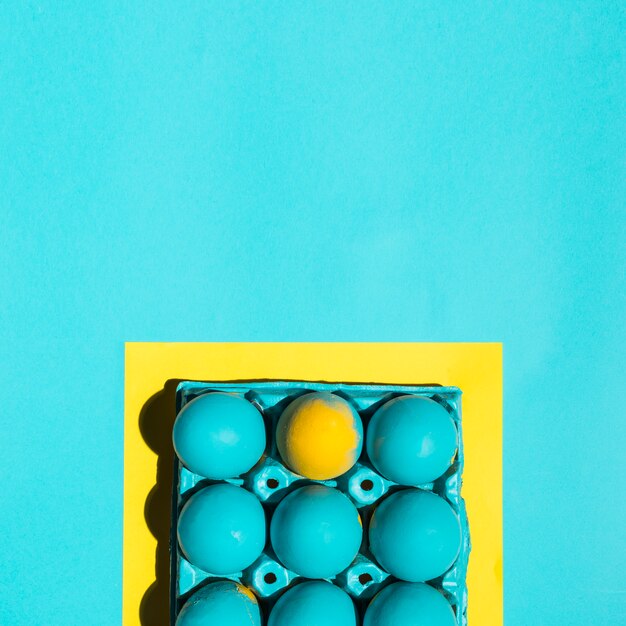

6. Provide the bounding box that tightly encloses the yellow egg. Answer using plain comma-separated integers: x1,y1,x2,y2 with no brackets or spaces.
276,392,363,480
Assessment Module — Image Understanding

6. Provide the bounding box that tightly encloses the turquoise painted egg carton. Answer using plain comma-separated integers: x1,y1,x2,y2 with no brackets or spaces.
170,380,470,625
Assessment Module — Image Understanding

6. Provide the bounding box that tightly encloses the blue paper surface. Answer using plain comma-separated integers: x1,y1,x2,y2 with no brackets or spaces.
0,2,624,624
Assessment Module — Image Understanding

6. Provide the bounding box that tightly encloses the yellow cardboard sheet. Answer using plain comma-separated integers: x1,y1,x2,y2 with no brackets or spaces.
123,342,502,625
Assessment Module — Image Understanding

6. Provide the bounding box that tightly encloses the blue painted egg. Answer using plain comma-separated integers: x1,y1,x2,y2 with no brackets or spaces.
366,395,457,485
270,485,362,578
268,581,357,626
369,489,461,582
176,580,261,626
173,392,266,479
363,582,456,626
177,484,266,574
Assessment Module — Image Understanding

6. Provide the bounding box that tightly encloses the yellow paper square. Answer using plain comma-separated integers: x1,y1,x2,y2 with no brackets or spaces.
123,342,502,625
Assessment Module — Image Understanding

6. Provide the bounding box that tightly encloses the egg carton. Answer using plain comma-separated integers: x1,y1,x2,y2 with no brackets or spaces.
170,381,470,625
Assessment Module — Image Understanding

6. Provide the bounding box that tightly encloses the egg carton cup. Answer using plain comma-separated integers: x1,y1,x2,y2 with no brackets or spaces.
170,380,470,625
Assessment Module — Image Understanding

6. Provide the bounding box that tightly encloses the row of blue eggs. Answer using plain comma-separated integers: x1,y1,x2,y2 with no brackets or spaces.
176,579,457,626
177,483,462,583
173,390,458,485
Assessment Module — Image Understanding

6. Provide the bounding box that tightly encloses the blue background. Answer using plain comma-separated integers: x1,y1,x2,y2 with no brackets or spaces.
1,3,624,624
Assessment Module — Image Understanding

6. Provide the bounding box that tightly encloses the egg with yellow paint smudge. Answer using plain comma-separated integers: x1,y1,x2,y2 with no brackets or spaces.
276,392,363,480
175,580,261,626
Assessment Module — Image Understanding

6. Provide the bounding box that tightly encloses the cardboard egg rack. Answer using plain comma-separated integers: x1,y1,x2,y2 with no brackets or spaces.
170,381,470,624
